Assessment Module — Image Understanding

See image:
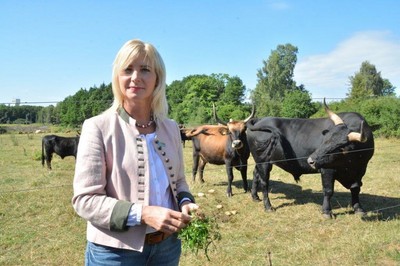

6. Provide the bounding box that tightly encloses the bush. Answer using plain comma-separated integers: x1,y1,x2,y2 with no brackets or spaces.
359,97,400,137
311,97,400,138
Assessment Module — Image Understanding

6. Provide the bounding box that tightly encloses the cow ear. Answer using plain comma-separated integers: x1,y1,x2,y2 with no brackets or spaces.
219,128,229,135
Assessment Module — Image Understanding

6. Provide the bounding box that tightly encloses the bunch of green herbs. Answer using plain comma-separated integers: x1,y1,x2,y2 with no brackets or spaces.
179,212,221,261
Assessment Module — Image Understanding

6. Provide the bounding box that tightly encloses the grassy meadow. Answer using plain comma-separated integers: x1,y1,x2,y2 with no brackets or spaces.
0,126,399,265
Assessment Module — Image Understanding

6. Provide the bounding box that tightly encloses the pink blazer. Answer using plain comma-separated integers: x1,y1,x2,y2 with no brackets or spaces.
72,109,194,251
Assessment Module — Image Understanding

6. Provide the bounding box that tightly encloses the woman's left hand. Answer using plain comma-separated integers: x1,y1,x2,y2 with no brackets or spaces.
181,202,199,216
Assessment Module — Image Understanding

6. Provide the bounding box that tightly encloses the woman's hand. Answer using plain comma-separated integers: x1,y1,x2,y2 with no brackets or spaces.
180,202,199,216
141,206,192,234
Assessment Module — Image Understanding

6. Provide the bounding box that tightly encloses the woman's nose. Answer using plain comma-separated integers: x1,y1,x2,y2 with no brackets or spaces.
131,70,140,82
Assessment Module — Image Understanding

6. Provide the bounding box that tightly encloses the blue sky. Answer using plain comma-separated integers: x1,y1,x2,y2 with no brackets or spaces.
1,0,399,105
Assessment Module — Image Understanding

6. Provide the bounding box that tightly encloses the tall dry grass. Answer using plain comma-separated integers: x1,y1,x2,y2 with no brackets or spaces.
0,131,399,265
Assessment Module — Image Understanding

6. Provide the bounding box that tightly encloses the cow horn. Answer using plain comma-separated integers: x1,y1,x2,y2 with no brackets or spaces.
324,98,344,125
347,121,367,143
347,132,362,142
348,121,367,142
213,103,227,125
244,105,256,123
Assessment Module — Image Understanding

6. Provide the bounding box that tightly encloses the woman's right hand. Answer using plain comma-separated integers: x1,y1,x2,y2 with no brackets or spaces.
141,206,192,235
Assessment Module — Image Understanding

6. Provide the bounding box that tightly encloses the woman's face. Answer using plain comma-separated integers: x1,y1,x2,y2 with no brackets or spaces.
119,54,157,105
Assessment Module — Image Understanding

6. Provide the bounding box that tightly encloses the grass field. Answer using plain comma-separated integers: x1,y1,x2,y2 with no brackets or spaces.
0,128,399,265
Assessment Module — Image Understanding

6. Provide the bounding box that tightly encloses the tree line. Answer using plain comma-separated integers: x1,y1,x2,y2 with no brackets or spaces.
0,43,398,137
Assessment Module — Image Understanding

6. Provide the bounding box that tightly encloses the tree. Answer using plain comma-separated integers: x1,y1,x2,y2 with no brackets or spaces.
167,74,248,125
348,61,394,100
251,44,299,116
382,78,396,96
219,75,246,105
281,89,317,118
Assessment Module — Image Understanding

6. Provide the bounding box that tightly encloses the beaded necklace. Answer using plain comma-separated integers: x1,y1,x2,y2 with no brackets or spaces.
135,116,155,128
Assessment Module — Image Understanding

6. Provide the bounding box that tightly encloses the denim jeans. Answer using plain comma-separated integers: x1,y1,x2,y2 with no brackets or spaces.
85,234,181,266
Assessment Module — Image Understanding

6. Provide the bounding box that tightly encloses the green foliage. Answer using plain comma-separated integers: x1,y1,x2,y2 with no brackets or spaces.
0,104,43,124
179,212,221,261
311,97,400,138
253,44,298,103
55,83,113,126
359,97,400,137
32,150,42,161
251,43,310,117
167,74,249,125
348,61,395,100
281,90,318,118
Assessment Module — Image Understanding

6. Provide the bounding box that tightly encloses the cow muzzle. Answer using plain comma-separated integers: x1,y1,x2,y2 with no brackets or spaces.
232,140,243,149
307,157,317,169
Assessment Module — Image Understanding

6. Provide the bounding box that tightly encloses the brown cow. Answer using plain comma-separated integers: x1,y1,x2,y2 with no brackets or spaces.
185,105,255,196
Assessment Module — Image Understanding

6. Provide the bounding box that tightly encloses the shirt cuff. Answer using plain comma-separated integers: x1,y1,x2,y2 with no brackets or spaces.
126,203,142,226
179,197,192,206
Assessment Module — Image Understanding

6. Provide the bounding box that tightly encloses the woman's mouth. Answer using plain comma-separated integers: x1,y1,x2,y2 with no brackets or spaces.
128,86,143,92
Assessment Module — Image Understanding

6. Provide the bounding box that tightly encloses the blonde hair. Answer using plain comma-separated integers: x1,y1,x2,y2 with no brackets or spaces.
109,39,168,120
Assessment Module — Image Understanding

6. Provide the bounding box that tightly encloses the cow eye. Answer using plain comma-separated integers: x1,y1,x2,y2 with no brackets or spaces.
322,129,329,135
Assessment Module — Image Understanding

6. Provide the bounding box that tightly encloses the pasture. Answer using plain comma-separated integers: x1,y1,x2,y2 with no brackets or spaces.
0,128,399,265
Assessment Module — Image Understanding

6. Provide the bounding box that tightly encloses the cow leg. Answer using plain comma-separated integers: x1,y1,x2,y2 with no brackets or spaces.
252,163,274,211
45,150,53,170
237,164,249,193
46,155,52,170
320,169,335,218
225,163,235,197
198,159,206,183
192,154,200,182
251,167,261,201
350,182,365,215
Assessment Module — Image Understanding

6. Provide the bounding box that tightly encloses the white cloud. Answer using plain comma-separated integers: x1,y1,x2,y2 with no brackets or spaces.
267,0,290,10
294,31,400,100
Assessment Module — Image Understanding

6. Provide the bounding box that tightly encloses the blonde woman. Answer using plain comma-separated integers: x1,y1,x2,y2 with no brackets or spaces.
72,39,198,265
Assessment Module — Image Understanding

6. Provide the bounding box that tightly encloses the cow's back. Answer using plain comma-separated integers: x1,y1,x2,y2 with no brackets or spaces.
246,116,328,161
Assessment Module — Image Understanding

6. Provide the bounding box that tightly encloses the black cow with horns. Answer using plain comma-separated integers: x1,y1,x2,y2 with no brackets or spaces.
41,134,80,170
246,99,374,218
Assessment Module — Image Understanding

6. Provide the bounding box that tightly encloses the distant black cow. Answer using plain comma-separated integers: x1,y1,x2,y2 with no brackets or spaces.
246,99,374,218
179,125,192,147
41,135,80,170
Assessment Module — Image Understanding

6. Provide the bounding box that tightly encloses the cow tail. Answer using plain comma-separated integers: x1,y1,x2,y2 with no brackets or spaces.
259,130,279,162
41,138,45,167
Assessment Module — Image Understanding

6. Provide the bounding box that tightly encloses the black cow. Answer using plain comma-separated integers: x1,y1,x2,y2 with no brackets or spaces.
41,134,80,170
246,99,374,218
179,125,192,147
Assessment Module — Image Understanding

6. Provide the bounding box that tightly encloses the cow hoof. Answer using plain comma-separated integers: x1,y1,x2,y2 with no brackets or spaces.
353,204,366,216
354,209,366,216
264,207,275,212
322,212,335,219
252,196,261,202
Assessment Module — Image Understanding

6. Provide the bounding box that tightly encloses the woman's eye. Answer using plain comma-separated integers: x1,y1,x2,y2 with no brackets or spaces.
141,67,151,72
123,68,133,74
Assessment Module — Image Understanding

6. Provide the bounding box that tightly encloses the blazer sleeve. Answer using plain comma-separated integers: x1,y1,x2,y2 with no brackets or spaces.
72,117,132,231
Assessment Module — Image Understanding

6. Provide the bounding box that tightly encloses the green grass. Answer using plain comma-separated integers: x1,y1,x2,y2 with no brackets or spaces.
0,131,399,265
